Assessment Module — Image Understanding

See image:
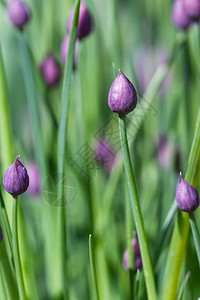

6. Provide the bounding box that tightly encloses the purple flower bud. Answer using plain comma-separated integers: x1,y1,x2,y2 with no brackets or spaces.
26,162,40,196
108,70,137,116
7,0,30,29
95,140,115,173
40,54,60,88
122,235,142,272
66,0,93,40
176,173,199,213
171,0,191,30
157,135,172,169
183,0,200,20
3,156,29,198
60,34,78,69
0,227,2,242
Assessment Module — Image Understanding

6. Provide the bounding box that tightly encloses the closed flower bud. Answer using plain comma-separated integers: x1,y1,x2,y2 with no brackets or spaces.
171,0,191,30
3,156,29,198
60,34,78,69
176,172,199,213
27,162,40,196
183,0,200,20
157,134,172,169
123,235,142,272
7,0,30,29
66,0,93,40
40,54,61,88
108,70,137,116
95,139,115,173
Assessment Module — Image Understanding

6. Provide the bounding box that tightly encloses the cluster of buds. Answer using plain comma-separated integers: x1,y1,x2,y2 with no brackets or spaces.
171,0,200,30
60,0,94,68
123,235,142,272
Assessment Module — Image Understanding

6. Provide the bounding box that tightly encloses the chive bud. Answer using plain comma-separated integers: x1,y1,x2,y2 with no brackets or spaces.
123,235,142,271
66,0,93,40
3,156,29,198
171,0,191,30
7,0,30,29
183,0,200,20
95,139,115,173
157,134,172,169
27,162,40,196
60,34,78,69
176,172,199,213
108,70,137,116
40,54,61,88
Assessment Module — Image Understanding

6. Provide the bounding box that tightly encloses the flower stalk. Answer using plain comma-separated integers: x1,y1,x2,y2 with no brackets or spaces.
118,115,157,300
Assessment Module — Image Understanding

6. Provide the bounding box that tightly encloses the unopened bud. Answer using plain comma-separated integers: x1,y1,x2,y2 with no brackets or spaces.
3,156,29,198
176,172,199,213
108,70,137,116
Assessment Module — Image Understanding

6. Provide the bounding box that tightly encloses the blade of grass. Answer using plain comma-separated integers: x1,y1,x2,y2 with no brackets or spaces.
89,234,100,300
118,115,157,300
176,271,191,300
189,213,200,268
18,32,47,180
57,0,80,297
161,107,200,300
0,44,13,225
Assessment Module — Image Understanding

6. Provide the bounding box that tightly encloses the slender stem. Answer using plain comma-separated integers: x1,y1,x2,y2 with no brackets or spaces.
161,107,200,300
12,198,26,300
57,0,80,297
125,181,134,299
44,90,58,130
118,115,157,300
189,213,200,268
18,32,47,180
89,234,100,300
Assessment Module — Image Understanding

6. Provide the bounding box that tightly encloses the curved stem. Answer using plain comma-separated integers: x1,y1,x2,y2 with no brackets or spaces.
12,198,26,300
118,115,157,300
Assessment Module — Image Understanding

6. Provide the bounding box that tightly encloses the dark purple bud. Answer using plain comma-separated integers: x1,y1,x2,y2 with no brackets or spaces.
66,0,93,40
7,0,30,29
3,156,29,198
123,235,142,272
171,0,191,30
183,0,200,20
40,54,61,88
108,70,137,116
176,173,199,213
95,140,115,173
157,134,172,169
0,227,2,242
26,162,40,196
60,34,78,69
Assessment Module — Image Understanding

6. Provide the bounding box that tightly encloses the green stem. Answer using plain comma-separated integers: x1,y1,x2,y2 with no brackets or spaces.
57,0,80,297
89,234,100,300
118,115,157,300
18,32,47,180
0,44,13,225
161,107,200,300
12,198,26,300
189,213,200,268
